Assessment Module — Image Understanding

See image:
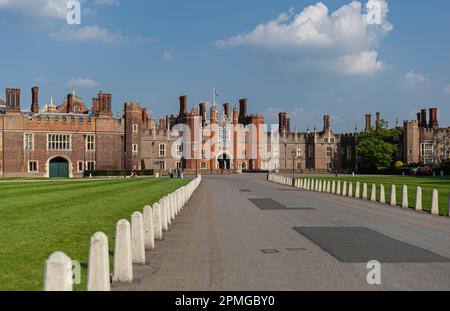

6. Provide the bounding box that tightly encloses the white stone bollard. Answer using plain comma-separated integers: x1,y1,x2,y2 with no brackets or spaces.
143,205,155,250
318,180,322,192
362,183,368,200
431,189,439,215
402,185,409,208
87,232,110,291
44,251,73,291
153,203,163,240
348,182,353,197
170,193,176,221
113,220,133,283
332,180,336,194
390,185,397,206
380,185,385,204
371,184,376,202
355,182,360,199
159,196,169,231
415,187,422,211
336,181,341,195
166,194,172,226
131,212,146,265
327,180,331,193
342,181,347,196
307,179,311,190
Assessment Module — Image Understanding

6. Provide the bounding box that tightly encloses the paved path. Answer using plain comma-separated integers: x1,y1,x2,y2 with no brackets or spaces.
114,174,450,291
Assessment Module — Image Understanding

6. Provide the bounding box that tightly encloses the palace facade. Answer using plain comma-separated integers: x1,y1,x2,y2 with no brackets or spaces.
0,85,448,178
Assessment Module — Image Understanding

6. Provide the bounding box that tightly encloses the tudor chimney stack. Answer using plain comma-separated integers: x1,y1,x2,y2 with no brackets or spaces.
31,87,39,114
365,114,372,130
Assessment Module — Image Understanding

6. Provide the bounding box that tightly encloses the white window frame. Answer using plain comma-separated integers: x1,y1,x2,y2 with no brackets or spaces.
421,143,433,163
176,144,183,157
327,146,333,158
47,134,71,151
159,144,166,157
296,146,302,158
85,135,95,151
28,161,38,173
200,162,207,169
24,133,34,151
159,161,166,170
77,161,84,173
133,124,138,133
132,144,139,153
86,161,96,171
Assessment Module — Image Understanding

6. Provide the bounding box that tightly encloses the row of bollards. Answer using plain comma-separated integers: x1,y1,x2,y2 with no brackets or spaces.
43,175,202,291
268,174,449,218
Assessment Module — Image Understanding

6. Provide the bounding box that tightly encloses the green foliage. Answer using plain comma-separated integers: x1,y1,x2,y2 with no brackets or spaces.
440,158,450,174
394,161,404,169
356,120,403,170
141,158,146,170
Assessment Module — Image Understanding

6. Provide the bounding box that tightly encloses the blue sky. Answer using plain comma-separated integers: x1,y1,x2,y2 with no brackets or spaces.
0,0,449,132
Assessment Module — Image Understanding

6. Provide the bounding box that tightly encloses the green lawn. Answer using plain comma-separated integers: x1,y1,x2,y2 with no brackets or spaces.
0,178,189,291
301,175,450,216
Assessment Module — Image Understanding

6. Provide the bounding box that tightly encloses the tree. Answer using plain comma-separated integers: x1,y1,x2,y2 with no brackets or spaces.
140,158,146,170
356,120,403,170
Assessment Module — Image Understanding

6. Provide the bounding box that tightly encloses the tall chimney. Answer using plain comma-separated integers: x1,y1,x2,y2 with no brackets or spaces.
179,95,187,116
417,112,422,124
323,115,331,132
365,114,372,130
5,88,13,112
376,112,381,129
278,112,286,133
31,87,39,114
429,108,439,128
67,93,74,113
233,109,239,125
159,119,166,131
210,105,217,123
199,102,206,118
239,98,247,119
420,109,428,127
286,118,291,133
223,103,230,118
6,88,21,112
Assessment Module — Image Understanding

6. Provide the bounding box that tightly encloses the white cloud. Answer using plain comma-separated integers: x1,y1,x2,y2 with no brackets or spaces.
335,50,385,75
444,85,450,95
163,50,173,60
404,71,427,85
216,0,393,76
0,0,118,20
65,78,99,89
50,25,142,45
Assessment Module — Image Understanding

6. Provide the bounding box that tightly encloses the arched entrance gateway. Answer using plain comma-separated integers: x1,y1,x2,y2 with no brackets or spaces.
217,153,232,170
49,157,69,178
